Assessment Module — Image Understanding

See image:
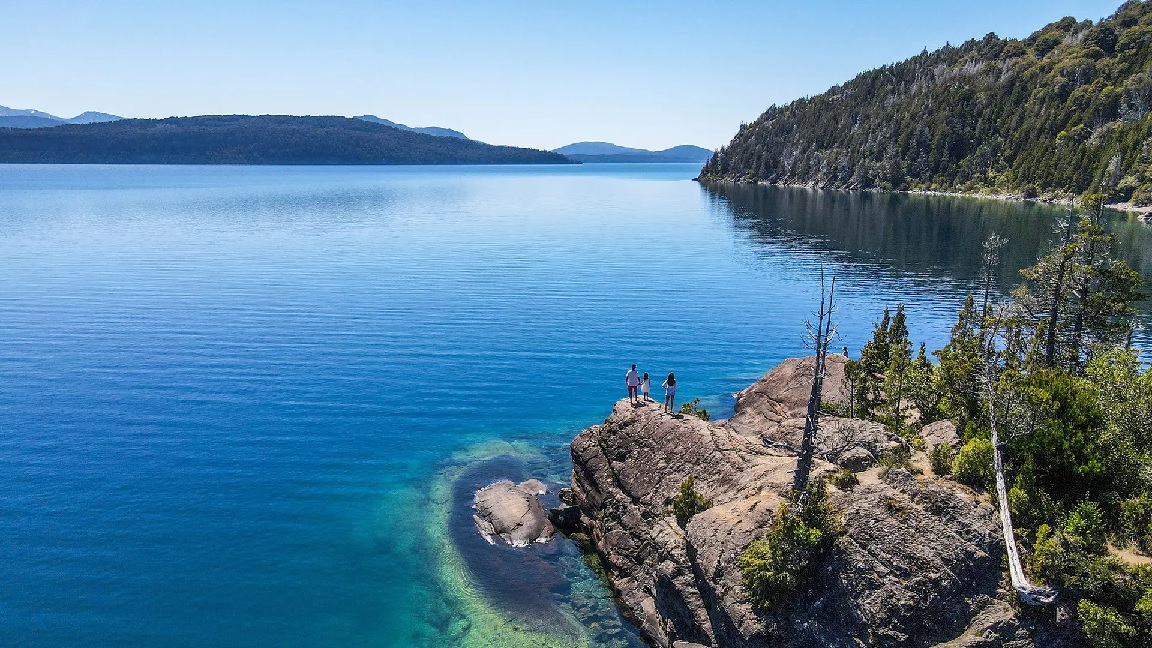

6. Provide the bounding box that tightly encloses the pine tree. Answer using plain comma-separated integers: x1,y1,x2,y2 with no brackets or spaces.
935,294,985,428
883,305,914,431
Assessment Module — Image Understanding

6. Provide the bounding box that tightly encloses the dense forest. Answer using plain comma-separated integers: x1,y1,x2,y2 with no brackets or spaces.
0,115,572,165
840,200,1150,645
700,1,1152,204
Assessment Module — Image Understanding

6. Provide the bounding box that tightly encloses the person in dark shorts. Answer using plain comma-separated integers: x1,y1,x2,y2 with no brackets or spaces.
625,364,641,403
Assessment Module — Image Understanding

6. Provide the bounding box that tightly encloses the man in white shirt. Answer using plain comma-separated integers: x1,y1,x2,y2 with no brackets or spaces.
625,364,641,404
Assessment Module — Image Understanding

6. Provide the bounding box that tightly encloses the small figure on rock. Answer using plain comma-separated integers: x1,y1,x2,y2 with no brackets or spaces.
641,372,651,402
626,364,641,404
662,372,677,413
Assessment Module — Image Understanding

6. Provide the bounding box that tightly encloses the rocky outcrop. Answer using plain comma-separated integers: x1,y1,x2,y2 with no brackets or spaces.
921,420,961,451
473,479,555,547
568,357,1082,647
727,354,901,470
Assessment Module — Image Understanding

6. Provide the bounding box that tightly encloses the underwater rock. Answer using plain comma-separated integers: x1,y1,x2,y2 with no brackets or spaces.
473,479,556,547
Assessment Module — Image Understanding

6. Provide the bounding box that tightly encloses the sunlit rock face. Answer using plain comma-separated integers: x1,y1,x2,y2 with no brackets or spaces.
567,356,1083,648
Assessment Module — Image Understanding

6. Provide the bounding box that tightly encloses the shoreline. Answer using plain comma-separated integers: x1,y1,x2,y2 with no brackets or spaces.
695,177,1152,217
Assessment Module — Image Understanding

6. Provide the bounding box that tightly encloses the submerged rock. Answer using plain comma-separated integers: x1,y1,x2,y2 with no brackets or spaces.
567,355,1082,647
473,479,556,547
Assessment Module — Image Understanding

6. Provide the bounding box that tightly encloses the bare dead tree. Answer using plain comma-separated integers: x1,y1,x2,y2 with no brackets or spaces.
979,307,1058,606
793,271,838,493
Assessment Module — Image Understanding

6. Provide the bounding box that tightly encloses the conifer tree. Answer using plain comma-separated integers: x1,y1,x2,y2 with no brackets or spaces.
935,294,985,428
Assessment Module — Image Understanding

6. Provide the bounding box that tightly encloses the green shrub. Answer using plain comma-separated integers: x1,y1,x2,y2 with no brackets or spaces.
819,400,852,417
678,398,710,421
671,476,712,525
1028,524,1064,582
929,443,955,475
1078,600,1136,648
738,482,839,608
1066,501,1107,553
952,437,994,489
829,468,859,490
1119,496,1152,553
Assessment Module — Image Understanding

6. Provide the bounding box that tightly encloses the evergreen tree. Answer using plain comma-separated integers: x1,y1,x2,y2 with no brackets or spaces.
935,294,985,429
883,305,914,430
1013,211,1143,374
848,307,892,419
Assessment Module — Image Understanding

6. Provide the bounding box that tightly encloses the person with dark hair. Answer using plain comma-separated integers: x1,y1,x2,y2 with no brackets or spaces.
662,372,677,413
625,364,641,404
640,372,651,402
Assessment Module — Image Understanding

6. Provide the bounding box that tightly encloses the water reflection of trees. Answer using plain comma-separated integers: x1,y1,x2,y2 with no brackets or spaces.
701,183,1152,292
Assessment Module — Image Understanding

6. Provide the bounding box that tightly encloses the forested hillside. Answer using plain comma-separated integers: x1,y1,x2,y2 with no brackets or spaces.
0,115,570,165
700,1,1152,204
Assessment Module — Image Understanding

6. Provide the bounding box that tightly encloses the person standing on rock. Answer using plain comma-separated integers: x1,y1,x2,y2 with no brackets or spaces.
662,372,676,413
640,372,651,402
626,364,641,404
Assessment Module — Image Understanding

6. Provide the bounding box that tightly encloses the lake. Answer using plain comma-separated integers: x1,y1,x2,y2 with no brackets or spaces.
1,164,1147,647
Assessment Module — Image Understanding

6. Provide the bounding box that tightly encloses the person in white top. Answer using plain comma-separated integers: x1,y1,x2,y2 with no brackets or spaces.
625,364,641,404
662,372,677,413
640,372,651,402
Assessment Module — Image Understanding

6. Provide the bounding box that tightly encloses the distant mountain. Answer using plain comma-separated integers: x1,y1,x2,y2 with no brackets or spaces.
0,116,63,129
0,115,573,165
554,142,648,156
66,111,122,125
0,105,122,129
553,141,712,163
355,115,468,139
0,106,59,119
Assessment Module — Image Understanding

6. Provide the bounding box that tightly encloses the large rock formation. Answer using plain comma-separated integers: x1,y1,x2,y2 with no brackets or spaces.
473,479,556,547
567,357,1081,647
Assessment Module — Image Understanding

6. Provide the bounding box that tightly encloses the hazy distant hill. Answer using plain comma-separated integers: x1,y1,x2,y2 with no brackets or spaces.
699,1,1152,204
554,141,712,163
0,114,573,165
355,115,468,139
0,116,63,129
0,106,59,119
0,106,122,128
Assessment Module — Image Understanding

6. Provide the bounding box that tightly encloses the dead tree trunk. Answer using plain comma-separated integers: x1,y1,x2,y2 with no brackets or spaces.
982,319,1057,606
793,273,837,493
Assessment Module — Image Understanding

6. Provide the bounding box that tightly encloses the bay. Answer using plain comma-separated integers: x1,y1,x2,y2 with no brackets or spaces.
0,164,1146,647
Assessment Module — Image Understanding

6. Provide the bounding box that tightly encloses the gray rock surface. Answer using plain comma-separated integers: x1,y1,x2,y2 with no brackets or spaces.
568,356,1082,647
921,420,962,451
727,354,901,468
473,479,555,547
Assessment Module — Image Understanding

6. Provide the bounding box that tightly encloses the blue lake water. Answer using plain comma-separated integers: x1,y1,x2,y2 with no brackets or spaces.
1,164,1148,647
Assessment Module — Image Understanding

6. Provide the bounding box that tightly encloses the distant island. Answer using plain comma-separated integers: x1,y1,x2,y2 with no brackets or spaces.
0,115,573,165
699,1,1152,206
553,141,712,163
0,105,121,129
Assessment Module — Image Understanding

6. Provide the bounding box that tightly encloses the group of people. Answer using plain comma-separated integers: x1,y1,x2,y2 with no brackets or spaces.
625,364,677,413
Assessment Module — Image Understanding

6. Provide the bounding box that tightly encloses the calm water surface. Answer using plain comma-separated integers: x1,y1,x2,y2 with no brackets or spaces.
2,164,1148,647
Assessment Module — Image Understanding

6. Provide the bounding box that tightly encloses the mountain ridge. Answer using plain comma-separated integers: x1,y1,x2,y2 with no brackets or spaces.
554,141,712,163
0,115,573,165
0,105,121,129
354,114,469,140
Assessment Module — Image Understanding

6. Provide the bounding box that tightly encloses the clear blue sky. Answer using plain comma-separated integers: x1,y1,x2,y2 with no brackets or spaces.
0,0,1131,150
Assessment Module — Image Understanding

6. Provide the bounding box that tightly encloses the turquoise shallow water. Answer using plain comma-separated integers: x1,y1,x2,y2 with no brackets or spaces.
1,164,1147,647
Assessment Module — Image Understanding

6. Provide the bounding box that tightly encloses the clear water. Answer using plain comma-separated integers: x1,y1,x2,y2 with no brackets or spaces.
1,164,1147,647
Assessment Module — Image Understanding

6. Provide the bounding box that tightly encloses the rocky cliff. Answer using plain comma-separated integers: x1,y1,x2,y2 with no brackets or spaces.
565,356,1082,647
